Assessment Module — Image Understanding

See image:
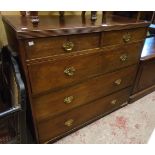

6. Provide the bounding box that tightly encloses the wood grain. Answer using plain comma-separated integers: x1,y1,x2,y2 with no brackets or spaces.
101,27,147,46
33,65,137,122
37,87,132,143
132,59,155,94
25,33,100,60
2,14,148,143
2,15,150,39
132,37,155,101
28,43,142,95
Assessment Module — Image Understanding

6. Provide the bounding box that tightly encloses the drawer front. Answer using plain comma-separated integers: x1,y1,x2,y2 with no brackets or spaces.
37,87,132,143
25,33,100,60
33,65,137,122
101,27,146,46
28,43,142,95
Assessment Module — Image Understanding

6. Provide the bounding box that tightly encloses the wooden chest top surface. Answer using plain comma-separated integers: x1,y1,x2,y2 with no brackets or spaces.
2,14,150,38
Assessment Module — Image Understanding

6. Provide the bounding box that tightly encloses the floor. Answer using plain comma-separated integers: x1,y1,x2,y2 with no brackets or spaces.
55,91,155,144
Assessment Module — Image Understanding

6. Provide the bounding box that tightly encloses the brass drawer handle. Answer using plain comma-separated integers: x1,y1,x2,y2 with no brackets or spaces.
120,54,128,62
64,67,76,76
123,33,131,43
114,79,122,85
111,99,117,105
64,96,74,104
63,41,74,52
65,119,74,127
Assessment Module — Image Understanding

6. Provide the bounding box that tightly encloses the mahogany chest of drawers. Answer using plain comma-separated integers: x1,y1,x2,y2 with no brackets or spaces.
2,14,149,143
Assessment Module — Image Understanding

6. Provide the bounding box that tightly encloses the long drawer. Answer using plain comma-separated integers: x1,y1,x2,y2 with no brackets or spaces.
101,27,147,46
28,42,142,95
37,87,132,143
33,65,137,122
25,33,100,60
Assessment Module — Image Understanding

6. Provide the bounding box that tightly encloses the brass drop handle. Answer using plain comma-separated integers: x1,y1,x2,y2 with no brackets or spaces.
64,96,74,104
123,33,131,43
64,67,76,76
120,54,128,62
63,41,74,52
111,99,117,105
65,119,74,127
114,79,122,85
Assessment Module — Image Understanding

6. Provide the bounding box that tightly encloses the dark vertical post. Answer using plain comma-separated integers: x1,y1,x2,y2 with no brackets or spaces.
20,11,26,16
91,11,97,21
59,11,65,17
30,11,39,27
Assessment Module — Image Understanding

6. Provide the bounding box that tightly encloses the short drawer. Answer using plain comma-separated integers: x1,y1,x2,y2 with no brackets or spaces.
101,27,147,46
37,87,132,143
28,43,142,95
33,65,137,122
25,33,100,60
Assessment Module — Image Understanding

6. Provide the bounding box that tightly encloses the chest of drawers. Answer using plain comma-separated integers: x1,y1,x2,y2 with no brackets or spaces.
2,14,149,143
